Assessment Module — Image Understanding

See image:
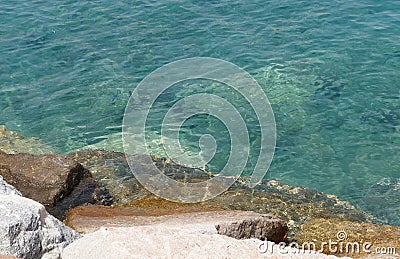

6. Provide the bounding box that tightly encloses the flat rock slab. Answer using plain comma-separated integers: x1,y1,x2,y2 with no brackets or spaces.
62,210,342,259
0,255,20,259
66,198,223,233
67,206,288,241
0,151,111,219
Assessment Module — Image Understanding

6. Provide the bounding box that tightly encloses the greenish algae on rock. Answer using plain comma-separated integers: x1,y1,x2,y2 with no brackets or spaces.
67,149,213,205
0,125,54,155
295,218,400,258
0,127,396,258
66,149,375,238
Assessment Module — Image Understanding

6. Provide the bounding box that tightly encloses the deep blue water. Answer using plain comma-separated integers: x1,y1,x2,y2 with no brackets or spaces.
1,0,400,224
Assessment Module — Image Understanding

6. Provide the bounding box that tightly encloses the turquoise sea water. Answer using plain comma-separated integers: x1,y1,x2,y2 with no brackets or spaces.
1,0,400,224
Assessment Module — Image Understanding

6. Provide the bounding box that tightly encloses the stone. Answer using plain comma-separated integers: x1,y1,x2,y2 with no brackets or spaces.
65,198,222,233
67,150,211,205
0,150,112,220
65,199,288,244
62,211,340,259
0,175,21,196
215,215,288,243
0,178,81,259
0,125,54,155
66,149,374,235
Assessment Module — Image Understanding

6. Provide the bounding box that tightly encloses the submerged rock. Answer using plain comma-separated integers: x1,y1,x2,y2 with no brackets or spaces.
313,76,343,101
0,151,112,220
360,108,400,132
361,177,400,225
295,218,400,258
0,125,54,155
67,150,211,205
0,178,81,259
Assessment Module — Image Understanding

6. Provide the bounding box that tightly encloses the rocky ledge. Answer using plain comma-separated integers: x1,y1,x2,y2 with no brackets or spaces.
1,177,342,259
0,126,399,258
67,149,375,234
62,209,344,259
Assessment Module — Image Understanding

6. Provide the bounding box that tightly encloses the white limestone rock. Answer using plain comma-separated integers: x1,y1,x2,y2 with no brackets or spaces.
0,176,21,196
0,178,81,259
62,211,346,259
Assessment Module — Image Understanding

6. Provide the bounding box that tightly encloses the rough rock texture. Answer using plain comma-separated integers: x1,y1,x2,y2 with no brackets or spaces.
0,178,81,259
67,150,211,205
65,198,221,233
295,218,400,258
0,125,54,155
63,226,346,259
63,209,342,259
0,176,21,196
65,199,288,244
67,149,374,235
0,150,112,220
216,216,288,243
211,180,376,237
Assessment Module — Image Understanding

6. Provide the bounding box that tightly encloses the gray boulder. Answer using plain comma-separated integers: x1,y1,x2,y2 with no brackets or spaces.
0,178,81,259
0,175,21,196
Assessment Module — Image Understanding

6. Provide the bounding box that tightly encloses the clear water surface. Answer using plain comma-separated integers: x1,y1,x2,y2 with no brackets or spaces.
1,0,400,224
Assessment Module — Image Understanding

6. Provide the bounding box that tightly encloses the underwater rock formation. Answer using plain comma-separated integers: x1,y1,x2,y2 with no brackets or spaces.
67,149,212,205
0,125,54,155
361,177,400,226
360,108,400,132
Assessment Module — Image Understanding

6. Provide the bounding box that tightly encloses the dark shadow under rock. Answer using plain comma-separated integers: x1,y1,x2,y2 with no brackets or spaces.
0,151,112,220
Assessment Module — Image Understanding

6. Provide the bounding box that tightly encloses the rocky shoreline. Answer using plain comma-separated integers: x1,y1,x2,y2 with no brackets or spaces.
0,126,399,258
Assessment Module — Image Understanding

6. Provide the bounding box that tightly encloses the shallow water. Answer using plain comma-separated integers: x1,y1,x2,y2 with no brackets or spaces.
1,0,400,224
